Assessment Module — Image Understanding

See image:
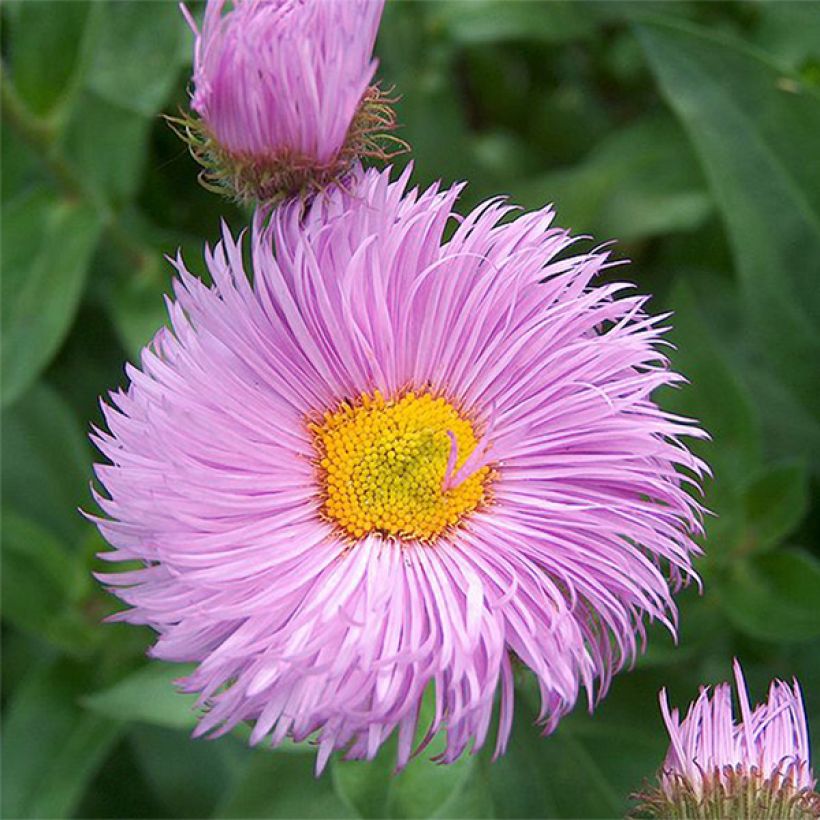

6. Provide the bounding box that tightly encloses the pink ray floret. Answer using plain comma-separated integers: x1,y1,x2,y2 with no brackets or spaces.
659,660,816,799
91,166,707,772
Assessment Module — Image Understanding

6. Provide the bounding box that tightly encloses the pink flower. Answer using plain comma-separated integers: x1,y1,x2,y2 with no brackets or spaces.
91,167,705,772
177,0,400,203
634,660,818,818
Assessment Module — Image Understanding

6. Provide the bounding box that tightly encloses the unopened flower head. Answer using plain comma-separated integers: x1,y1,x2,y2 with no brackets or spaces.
633,660,819,819
175,0,401,204
91,167,706,772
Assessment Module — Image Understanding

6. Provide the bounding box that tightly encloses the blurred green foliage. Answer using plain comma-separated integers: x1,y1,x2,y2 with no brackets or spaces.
2,1,820,817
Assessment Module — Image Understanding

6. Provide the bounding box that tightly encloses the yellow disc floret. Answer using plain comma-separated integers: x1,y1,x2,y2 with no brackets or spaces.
310,391,490,542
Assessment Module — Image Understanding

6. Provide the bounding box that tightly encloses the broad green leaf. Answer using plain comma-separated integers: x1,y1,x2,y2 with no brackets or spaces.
377,4,475,192
385,745,475,819
638,19,820,426
471,131,537,187
1,627,50,700
1,661,122,819
332,746,395,819
217,753,353,819
61,91,152,206
433,760,495,818
745,363,820,471
434,0,594,45
83,659,314,751
753,2,820,72
637,588,717,669
1,187,51,296
506,665,715,818
663,279,760,491
514,115,713,241
0,125,44,202
61,2,190,205
130,725,251,819
106,255,172,356
332,689,476,819
1,189,103,406
674,269,820,473
5,0,97,118
721,548,820,642
334,746,475,819
1,509,97,653
47,301,129,425
488,691,656,820
83,663,200,729
742,462,810,553
98,216,208,357
486,714,559,819
1,382,91,543
88,1,187,117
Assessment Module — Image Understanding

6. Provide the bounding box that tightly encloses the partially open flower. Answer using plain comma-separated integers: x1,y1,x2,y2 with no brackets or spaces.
174,0,402,204
633,660,819,819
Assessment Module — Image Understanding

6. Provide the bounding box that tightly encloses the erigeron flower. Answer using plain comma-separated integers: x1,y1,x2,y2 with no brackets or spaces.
92,166,706,772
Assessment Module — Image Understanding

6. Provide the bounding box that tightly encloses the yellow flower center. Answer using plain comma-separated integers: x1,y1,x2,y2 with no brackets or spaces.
311,391,491,542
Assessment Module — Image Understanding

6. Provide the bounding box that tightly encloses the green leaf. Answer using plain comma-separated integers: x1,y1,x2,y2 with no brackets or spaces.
83,663,200,729
1,661,123,819
434,0,594,46
386,747,475,819
1,382,92,543
722,548,820,642
106,255,172,356
745,363,820,470
334,747,476,820
5,0,98,118
97,216,206,357
637,19,820,428
742,462,810,553
1,189,103,406
331,690,477,819
47,301,130,424
488,687,660,820
130,725,251,819
514,115,713,242
377,4,475,192
637,587,717,669
84,659,314,752
217,753,353,819
1,123,44,202
87,1,187,117
61,2,189,206
1,509,97,653
332,746,395,819
61,91,152,205
753,2,820,72
663,279,760,491
675,270,820,474
433,760,495,818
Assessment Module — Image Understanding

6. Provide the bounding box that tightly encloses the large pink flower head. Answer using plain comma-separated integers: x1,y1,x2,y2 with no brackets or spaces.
177,0,399,203
92,167,706,772
634,660,819,818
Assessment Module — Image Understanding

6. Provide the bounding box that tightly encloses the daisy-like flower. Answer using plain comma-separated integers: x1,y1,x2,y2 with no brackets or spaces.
175,0,401,204
633,660,819,819
92,167,706,772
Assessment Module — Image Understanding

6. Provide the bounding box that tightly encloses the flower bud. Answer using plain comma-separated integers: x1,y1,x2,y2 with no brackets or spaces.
632,660,820,819
173,0,403,205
